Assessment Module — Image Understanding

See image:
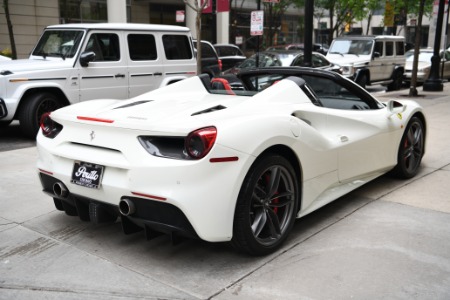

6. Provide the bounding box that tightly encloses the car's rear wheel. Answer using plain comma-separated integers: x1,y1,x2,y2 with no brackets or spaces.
19,92,61,138
0,120,12,127
356,73,367,89
387,70,403,91
232,154,298,256
391,116,425,179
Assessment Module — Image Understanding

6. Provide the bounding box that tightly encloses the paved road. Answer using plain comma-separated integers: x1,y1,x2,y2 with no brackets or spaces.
1,84,450,299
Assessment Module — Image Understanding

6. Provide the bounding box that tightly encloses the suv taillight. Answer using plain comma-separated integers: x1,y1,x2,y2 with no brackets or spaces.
218,59,222,71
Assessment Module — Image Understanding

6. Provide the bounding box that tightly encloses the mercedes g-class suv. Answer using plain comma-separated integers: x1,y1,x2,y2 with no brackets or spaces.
0,23,196,137
326,35,405,91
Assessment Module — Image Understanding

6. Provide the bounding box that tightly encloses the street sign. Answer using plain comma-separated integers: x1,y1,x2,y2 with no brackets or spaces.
250,10,264,36
176,10,185,23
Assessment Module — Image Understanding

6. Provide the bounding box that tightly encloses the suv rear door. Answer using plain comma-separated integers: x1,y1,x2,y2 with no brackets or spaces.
126,32,164,98
78,31,128,101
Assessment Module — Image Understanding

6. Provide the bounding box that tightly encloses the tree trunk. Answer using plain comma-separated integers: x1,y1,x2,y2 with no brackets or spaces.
3,0,17,59
409,0,425,97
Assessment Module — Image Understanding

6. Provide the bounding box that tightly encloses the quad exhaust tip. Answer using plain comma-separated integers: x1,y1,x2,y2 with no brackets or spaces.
53,182,68,198
119,199,135,216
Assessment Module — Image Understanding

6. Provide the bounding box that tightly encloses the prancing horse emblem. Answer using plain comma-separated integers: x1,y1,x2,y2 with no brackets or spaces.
90,131,95,141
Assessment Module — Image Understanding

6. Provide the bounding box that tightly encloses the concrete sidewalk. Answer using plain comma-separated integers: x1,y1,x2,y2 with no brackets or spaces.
1,84,450,299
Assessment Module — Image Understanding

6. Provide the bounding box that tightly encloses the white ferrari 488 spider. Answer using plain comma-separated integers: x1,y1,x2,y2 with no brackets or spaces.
37,68,426,255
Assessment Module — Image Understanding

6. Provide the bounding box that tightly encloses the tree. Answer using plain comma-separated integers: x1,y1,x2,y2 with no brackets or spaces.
2,0,17,59
409,0,426,96
184,0,208,75
262,0,295,47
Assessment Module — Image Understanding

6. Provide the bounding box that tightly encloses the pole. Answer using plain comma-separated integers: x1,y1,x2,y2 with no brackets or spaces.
256,0,261,68
302,0,314,67
424,0,445,91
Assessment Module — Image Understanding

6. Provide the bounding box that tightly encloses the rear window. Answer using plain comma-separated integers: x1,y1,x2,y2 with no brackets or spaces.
385,42,394,56
128,34,157,60
201,43,217,58
396,41,405,55
162,35,193,60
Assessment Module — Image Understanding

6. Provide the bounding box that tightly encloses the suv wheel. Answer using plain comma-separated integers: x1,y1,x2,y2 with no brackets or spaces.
19,92,61,138
387,70,403,91
356,73,367,89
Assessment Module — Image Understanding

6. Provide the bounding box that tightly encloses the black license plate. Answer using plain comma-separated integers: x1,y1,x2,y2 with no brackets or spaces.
71,161,104,189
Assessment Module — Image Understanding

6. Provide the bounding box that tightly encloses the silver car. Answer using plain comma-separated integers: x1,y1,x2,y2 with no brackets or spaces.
404,48,450,82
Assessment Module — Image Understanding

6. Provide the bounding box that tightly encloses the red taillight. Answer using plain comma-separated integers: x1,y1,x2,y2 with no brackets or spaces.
185,127,217,159
218,59,222,71
40,112,63,138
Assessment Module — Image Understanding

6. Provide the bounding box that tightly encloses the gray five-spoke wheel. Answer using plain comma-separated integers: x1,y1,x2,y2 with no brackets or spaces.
392,116,425,179
232,154,298,256
402,119,424,174
250,165,295,246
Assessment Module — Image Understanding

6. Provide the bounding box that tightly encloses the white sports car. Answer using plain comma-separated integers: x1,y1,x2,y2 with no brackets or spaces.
37,68,426,255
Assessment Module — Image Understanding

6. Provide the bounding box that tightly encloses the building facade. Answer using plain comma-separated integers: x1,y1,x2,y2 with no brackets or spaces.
0,0,444,59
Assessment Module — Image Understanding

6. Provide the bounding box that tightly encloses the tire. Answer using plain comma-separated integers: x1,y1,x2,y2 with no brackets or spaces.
0,120,12,127
231,154,299,256
356,73,367,89
387,70,403,91
18,92,61,139
391,117,425,179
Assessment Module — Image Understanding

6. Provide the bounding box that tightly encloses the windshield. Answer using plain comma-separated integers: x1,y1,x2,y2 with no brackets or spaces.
329,40,373,55
32,30,84,59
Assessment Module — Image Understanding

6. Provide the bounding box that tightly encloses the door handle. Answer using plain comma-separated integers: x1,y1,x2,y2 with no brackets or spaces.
115,73,125,78
340,136,349,143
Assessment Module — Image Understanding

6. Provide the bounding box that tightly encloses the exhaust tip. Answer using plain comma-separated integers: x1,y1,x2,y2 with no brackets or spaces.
119,199,135,216
53,182,68,198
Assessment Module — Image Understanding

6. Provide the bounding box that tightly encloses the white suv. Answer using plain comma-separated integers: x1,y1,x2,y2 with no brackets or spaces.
326,35,405,91
0,23,196,137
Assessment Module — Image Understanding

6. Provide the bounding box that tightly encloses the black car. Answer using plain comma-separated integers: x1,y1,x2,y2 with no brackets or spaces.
224,50,340,75
213,44,246,71
193,40,222,77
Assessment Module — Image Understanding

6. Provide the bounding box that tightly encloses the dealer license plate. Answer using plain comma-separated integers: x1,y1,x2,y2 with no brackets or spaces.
71,161,104,189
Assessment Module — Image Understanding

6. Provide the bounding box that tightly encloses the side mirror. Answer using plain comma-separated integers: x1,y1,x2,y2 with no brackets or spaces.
79,51,96,67
372,52,380,59
387,100,407,116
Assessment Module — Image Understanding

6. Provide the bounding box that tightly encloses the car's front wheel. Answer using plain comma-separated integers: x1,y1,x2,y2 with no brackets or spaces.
232,154,298,256
391,116,425,179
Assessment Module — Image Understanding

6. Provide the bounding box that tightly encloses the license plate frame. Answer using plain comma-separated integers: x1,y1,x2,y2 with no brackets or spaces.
71,161,104,189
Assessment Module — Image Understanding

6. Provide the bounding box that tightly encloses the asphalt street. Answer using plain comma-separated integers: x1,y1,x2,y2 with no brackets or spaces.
1,84,450,299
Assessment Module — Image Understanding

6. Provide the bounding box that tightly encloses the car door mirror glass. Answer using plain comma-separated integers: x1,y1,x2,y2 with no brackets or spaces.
80,51,95,67
387,100,407,115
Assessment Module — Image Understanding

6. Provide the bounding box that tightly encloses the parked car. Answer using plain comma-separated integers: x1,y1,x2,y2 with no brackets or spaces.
327,35,405,90
266,43,329,55
37,67,426,255
0,23,196,137
213,43,246,71
225,50,339,75
193,40,222,77
404,48,450,83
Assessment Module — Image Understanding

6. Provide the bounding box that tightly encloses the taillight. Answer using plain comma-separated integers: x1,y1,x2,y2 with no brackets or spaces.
218,59,222,71
40,112,63,138
185,127,217,159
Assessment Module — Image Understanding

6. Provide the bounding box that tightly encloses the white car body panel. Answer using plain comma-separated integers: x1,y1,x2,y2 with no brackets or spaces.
37,72,425,243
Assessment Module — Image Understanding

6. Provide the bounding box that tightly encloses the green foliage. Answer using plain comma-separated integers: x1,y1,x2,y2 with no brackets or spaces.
0,47,12,58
